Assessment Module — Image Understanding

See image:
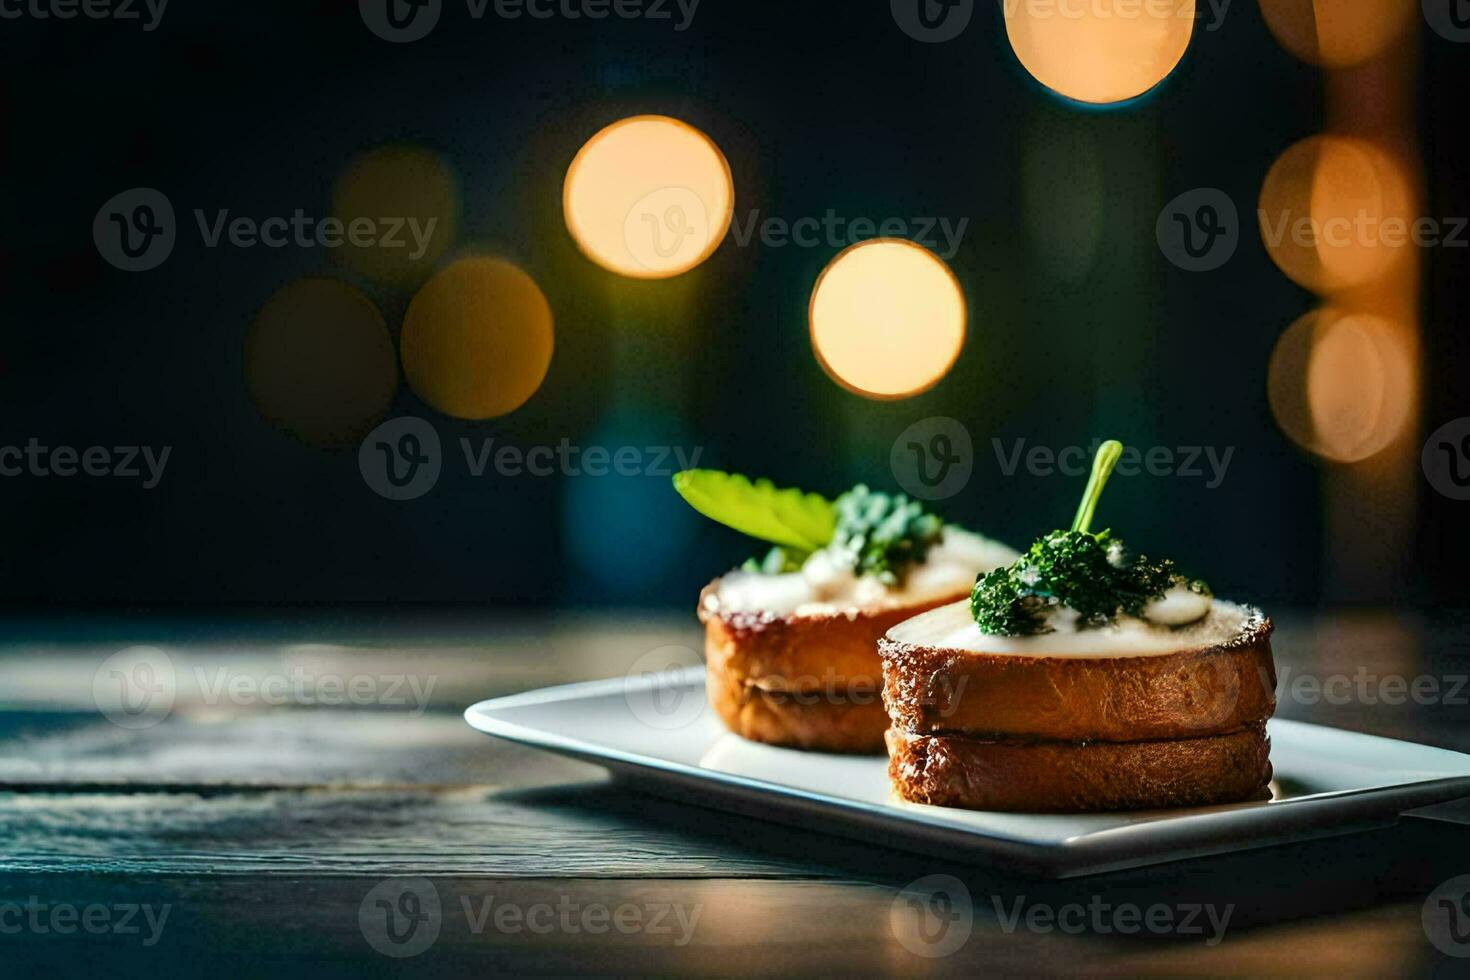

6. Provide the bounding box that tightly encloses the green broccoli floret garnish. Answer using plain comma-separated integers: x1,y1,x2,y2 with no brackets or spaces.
832,486,944,586
970,440,1204,636
742,545,808,575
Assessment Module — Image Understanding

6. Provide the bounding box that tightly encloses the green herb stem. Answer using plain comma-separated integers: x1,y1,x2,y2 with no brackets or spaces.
1071,440,1123,535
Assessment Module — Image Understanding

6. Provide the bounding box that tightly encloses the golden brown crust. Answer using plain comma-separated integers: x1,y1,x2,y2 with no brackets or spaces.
879,617,1277,742
700,581,962,752
702,583,958,691
706,661,888,753
886,725,1273,813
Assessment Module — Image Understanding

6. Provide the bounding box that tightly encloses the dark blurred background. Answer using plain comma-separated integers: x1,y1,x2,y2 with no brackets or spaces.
0,0,1464,612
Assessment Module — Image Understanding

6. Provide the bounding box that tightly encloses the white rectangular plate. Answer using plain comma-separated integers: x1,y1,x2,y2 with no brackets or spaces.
465,667,1470,878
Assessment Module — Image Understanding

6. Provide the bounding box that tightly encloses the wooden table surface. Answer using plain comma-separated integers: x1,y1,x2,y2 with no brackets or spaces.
3,609,1470,977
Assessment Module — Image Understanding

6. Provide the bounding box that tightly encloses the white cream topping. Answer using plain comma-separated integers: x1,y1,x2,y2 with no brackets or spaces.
706,527,1018,618
1142,585,1212,626
887,595,1252,658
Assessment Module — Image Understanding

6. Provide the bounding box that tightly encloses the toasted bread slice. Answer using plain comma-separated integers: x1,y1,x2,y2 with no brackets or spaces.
701,587,960,752
879,600,1277,742
705,660,889,753
886,725,1273,813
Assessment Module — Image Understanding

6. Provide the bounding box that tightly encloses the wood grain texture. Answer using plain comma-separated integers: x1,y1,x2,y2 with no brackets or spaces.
1,610,1468,975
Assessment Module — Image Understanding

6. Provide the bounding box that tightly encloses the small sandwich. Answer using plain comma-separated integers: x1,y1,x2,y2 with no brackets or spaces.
675,469,1017,753
880,441,1277,812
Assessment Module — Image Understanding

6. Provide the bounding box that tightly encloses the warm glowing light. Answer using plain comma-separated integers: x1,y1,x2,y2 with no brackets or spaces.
1259,0,1415,69
244,278,399,448
1267,308,1413,463
808,239,966,400
563,115,734,279
331,145,458,287
400,257,554,420
1258,134,1411,294
1004,0,1195,104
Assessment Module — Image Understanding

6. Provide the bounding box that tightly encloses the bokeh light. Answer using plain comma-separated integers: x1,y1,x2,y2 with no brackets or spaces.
1267,307,1413,463
244,278,399,448
1259,0,1415,69
331,145,458,287
563,115,734,279
808,239,966,400
400,257,554,420
1258,134,1412,294
1004,0,1195,104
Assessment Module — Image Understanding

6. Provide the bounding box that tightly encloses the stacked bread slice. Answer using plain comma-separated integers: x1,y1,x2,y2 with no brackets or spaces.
701,590,958,753
879,600,1278,812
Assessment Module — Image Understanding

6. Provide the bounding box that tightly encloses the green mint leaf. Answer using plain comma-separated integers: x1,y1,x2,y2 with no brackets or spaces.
673,469,837,553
